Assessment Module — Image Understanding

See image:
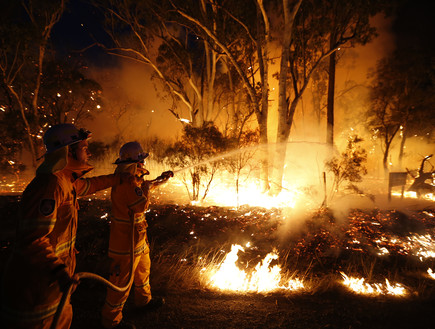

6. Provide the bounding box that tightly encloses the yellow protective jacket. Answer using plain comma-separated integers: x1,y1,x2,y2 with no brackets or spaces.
1,164,118,326
109,173,150,257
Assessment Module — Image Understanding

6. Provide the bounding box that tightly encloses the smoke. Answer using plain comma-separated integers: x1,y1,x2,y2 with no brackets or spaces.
85,61,181,144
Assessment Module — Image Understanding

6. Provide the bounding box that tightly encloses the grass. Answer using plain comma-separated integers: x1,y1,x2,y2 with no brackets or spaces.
1,195,435,299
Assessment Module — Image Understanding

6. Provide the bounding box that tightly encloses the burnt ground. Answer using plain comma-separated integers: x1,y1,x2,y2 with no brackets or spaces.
1,195,435,329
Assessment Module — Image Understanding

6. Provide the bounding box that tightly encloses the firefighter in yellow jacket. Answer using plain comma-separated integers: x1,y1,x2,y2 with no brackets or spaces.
0,124,130,329
101,142,173,329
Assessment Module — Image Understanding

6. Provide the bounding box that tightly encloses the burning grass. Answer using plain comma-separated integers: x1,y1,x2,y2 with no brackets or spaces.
130,201,435,298
1,195,435,301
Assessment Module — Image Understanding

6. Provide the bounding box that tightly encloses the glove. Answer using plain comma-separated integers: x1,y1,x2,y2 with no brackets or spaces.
159,171,174,180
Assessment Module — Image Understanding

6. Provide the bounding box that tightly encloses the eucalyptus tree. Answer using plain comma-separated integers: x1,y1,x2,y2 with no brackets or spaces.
367,50,435,175
94,0,250,130
165,122,227,201
168,0,292,192
271,0,388,194
40,61,103,126
94,0,270,189
0,0,66,168
323,0,383,147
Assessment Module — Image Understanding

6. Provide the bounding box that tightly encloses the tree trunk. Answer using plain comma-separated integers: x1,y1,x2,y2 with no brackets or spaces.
256,2,270,192
398,127,407,169
382,139,391,178
326,37,336,147
257,111,269,192
311,81,322,128
273,117,292,195
270,0,301,195
8,86,38,168
382,125,400,177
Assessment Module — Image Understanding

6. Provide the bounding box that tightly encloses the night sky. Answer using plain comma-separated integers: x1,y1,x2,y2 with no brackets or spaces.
51,0,115,67
51,0,435,69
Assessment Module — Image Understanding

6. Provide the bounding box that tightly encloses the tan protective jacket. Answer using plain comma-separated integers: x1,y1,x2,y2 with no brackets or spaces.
1,164,118,325
109,169,150,257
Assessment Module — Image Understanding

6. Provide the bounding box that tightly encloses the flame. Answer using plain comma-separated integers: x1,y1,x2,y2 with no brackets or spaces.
392,191,435,202
373,233,435,261
340,272,407,296
193,177,302,209
407,234,435,260
202,244,305,293
428,268,435,280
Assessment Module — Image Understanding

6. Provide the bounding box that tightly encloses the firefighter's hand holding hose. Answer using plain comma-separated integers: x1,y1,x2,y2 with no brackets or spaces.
153,170,174,185
159,170,174,180
141,170,173,191
51,265,80,293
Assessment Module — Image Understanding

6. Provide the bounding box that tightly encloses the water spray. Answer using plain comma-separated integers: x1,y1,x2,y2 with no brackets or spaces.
172,141,329,175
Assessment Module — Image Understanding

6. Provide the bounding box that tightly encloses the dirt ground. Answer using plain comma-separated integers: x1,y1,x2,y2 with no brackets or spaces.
1,195,435,329
70,281,435,329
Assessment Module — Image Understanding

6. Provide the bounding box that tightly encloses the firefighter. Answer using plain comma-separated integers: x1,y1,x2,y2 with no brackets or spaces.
0,123,131,329
101,142,173,329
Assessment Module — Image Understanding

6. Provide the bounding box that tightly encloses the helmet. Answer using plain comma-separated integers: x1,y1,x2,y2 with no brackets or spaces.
114,142,149,164
43,123,91,154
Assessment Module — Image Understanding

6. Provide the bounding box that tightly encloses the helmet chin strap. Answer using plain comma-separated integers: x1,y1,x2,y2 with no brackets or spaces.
69,143,79,160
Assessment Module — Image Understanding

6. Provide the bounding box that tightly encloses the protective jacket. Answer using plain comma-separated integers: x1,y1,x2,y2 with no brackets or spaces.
1,164,119,329
101,166,165,328
108,175,150,257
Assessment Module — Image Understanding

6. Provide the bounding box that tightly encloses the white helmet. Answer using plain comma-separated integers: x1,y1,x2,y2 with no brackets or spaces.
114,141,149,164
43,123,91,155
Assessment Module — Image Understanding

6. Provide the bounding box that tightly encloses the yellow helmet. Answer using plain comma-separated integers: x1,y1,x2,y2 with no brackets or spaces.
114,142,149,164
43,123,91,155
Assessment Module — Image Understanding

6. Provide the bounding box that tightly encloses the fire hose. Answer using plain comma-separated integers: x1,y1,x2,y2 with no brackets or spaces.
50,206,136,329
50,174,172,329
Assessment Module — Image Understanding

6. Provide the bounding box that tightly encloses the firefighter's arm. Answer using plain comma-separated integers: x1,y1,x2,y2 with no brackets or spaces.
76,172,134,196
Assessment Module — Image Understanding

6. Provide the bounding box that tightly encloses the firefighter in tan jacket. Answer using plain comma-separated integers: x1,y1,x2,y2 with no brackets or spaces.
101,142,172,329
0,124,129,329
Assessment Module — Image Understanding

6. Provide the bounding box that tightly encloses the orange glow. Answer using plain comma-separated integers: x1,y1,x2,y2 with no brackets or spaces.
340,272,407,296
201,244,305,293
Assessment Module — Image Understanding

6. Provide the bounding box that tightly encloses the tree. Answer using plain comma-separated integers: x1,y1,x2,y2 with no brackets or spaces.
367,49,435,175
325,135,368,201
0,0,66,167
169,0,280,192
225,129,260,208
94,0,267,187
324,0,384,147
272,0,385,194
94,0,390,196
40,60,103,126
164,122,227,201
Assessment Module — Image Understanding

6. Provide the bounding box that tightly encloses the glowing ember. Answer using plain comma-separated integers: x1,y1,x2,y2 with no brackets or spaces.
340,272,407,296
373,233,435,261
407,234,435,260
202,244,305,293
428,268,435,280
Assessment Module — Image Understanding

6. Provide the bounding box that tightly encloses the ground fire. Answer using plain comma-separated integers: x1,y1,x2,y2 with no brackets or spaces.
1,149,435,328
